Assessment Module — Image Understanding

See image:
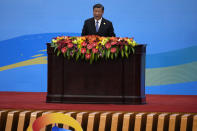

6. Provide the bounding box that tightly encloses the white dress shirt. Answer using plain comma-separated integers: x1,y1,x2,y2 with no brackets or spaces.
94,18,102,29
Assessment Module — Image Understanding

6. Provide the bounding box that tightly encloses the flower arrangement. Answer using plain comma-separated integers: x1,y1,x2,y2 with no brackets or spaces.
49,35,137,64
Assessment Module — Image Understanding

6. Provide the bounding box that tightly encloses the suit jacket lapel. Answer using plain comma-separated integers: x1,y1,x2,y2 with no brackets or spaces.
90,18,96,33
98,18,105,33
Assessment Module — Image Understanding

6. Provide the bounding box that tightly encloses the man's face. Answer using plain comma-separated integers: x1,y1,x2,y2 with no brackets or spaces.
93,8,104,20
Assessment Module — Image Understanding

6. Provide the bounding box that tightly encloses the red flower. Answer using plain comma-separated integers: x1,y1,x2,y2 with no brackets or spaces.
111,48,117,53
67,43,73,48
61,47,67,53
85,53,91,59
82,42,87,47
105,43,111,49
92,48,98,53
81,48,86,54
87,44,93,50
67,39,72,43
111,42,117,45
58,46,61,50
92,42,97,47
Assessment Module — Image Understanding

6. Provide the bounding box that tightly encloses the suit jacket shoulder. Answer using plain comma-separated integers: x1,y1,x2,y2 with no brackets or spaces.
84,18,94,24
102,18,112,24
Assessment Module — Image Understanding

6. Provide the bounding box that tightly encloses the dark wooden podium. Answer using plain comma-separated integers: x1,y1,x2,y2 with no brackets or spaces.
46,44,146,104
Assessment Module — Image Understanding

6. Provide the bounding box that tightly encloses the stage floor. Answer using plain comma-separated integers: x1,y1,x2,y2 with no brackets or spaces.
0,92,197,113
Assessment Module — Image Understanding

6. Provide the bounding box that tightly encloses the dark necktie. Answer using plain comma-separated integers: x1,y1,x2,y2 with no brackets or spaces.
96,21,99,32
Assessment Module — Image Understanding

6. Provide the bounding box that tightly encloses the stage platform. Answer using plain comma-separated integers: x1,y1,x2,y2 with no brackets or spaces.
0,92,197,113
0,92,197,131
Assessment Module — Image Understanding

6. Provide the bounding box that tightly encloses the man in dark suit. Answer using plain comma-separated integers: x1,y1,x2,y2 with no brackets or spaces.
81,4,116,37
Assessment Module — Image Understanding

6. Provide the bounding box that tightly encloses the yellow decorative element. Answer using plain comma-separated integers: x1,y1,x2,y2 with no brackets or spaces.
27,113,83,131
0,57,47,71
146,61,197,86
39,49,47,52
32,54,44,57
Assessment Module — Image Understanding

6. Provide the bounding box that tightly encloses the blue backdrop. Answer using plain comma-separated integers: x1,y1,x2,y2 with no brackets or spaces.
0,0,197,94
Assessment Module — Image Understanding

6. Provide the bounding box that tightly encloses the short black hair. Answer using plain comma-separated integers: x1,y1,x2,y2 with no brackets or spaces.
93,4,104,11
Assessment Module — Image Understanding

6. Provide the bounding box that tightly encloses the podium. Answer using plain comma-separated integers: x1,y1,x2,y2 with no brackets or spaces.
46,44,146,104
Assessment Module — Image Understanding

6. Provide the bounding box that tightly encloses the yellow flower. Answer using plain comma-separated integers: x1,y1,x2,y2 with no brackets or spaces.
78,44,81,49
52,39,57,43
72,40,78,44
132,40,137,46
59,36,64,40
126,38,137,46
56,36,60,40
81,37,86,41
127,39,132,45
101,38,108,45
77,37,83,44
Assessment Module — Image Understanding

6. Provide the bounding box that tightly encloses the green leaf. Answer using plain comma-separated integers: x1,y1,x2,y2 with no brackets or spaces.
131,47,135,54
107,49,110,58
121,49,124,58
116,47,119,53
66,50,70,59
67,50,70,57
125,45,128,51
51,43,55,47
115,53,118,58
102,50,105,57
125,52,128,58
54,47,57,53
92,53,95,62
110,53,114,60
128,47,131,54
95,54,98,61
90,57,93,64
71,51,74,58
81,54,85,59
57,50,61,56
76,52,80,61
